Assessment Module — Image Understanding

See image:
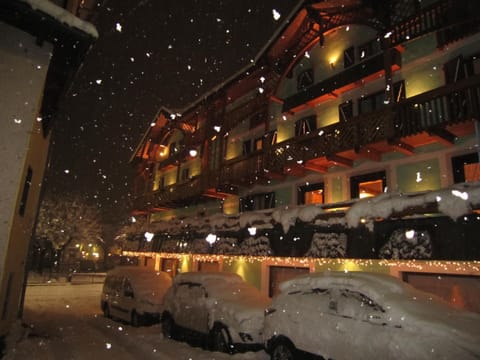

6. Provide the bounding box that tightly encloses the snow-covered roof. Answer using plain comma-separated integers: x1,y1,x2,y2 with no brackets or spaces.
173,271,243,286
20,0,98,38
146,182,480,237
279,271,409,295
107,266,172,297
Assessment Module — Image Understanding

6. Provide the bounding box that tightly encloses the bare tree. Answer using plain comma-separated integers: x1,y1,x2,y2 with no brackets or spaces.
34,195,103,273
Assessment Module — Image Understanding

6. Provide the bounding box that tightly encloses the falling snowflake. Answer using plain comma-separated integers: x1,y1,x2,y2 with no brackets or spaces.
272,9,281,21
96,79,102,85
115,23,122,32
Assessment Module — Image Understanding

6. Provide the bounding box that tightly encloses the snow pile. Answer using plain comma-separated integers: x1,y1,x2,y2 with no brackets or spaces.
239,211,274,230
160,239,180,253
21,0,98,38
379,229,432,259
187,238,210,254
272,207,300,233
305,232,347,258
346,182,480,228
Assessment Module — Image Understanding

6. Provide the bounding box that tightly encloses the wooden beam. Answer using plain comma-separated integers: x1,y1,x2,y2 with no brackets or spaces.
202,189,227,200
304,161,328,173
326,154,353,167
389,140,415,155
428,128,456,146
284,164,305,177
270,95,284,104
356,146,382,162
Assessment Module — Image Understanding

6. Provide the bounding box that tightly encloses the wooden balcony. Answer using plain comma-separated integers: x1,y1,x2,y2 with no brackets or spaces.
134,74,480,211
390,0,480,48
282,48,402,113
268,74,480,174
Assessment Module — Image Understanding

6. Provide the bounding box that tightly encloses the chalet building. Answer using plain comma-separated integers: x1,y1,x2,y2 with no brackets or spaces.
130,0,480,309
0,0,97,342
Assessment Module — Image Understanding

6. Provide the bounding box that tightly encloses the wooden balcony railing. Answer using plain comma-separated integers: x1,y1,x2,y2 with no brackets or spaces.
220,153,265,186
390,0,480,48
134,76,480,212
268,74,480,172
282,49,402,113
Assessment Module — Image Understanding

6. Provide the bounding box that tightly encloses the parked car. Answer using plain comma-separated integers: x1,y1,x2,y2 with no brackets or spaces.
161,271,271,353
101,266,172,326
264,271,480,360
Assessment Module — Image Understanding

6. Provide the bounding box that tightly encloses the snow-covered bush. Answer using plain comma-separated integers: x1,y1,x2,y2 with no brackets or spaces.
305,232,347,258
160,239,180,253
239,236,272,256
379,228,432,259
187,238,210,254
213,237,240,255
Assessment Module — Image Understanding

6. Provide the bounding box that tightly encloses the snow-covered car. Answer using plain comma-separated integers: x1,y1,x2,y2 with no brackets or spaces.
101,266,172,326
264,271,480,360
161,271,271,353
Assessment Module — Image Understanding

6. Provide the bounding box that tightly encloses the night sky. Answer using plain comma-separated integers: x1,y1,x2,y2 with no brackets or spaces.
46,0,296,222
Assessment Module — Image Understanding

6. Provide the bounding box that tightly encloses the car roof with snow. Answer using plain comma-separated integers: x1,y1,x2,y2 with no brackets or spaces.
279,271,411,298
173,271,244,285
107,266,172,292
173,272,270,307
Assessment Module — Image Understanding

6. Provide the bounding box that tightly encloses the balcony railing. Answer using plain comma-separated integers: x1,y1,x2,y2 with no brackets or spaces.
268,74,480,173
134,76,480,211
390,0,480,48
282,49,402,113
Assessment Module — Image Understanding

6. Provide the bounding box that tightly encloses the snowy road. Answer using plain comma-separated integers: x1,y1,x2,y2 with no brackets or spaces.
5,282,269,360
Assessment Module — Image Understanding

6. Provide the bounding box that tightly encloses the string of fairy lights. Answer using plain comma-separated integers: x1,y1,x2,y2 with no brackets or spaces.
122,251,480,274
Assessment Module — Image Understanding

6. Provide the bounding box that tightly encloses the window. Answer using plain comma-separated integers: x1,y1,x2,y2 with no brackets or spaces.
444,56,467,84
358,38,381,60
243,137,263,156
343,46,355,68
350,171,386,199
335,289,384,319
242,139,252,156
161,258,179,277
181,168,190,181
254,137,263,151
19,167,33,216
452,152,480,183
298,182,324,205
240,192,275,212
359,91,385,114
295,115,317,136
297,68,314,90
169,142,178,157
339,101,354,122
359,81,405,114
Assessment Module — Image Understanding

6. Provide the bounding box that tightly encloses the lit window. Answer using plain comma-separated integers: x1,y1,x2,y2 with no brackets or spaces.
358,179,384,198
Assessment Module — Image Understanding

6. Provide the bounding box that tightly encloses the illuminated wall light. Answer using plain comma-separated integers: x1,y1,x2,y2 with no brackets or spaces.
416,172,423,183
206,233,217,245
144,231,154,242
405,230,415,239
